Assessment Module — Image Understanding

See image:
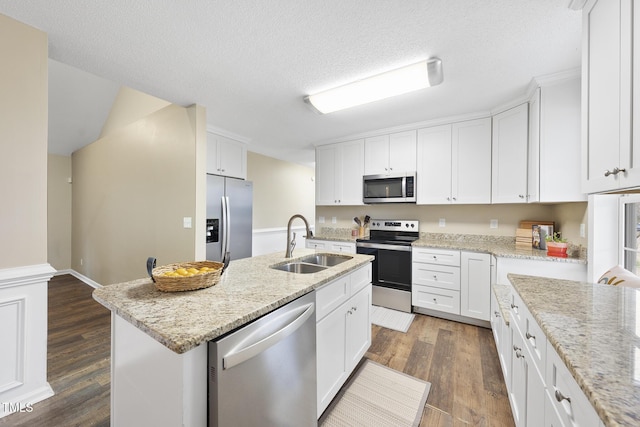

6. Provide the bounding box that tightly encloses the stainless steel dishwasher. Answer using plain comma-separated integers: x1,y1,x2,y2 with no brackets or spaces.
208,291,317,427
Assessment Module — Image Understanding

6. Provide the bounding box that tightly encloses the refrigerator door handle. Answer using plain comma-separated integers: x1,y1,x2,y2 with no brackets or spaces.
221,196,228,260
224,196,231,255
222,303,315,370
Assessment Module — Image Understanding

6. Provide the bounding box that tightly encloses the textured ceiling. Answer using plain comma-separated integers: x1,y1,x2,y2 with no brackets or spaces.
0,1,582,165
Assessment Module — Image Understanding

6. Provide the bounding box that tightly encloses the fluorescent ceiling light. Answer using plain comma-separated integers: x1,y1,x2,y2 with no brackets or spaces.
304,58,443,114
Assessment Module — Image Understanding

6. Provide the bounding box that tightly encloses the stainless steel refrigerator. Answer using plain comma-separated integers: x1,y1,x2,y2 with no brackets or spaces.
206,175,253,262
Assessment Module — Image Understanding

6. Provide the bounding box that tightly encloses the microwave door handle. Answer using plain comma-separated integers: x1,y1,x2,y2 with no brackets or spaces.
402,176,406,198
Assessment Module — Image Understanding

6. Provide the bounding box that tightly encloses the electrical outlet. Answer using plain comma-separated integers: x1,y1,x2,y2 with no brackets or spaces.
580,223,586,238
319,216,325,224
331,216,337,224
490,219,498,229
80,258,83,266
183,217,192,228
439,218,446,227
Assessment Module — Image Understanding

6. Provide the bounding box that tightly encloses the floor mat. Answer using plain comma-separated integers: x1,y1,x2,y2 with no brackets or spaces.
319,359,431,427
371,305,415,332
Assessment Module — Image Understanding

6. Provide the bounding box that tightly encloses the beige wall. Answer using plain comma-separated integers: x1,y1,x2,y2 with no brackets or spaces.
247,152,315,229
47,154,72,270
99,86,171,138
72,101,206,285
0,14,48,269
317,202,588,246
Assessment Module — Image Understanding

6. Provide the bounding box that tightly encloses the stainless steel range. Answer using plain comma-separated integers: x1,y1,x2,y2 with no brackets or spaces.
356,219,419,313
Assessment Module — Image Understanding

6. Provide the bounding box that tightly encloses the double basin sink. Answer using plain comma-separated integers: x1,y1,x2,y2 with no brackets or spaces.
271,253,353,274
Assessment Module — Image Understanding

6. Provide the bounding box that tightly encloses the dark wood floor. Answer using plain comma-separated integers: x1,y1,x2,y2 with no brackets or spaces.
366,314,514,427
0,274,111,427
0,275,513,426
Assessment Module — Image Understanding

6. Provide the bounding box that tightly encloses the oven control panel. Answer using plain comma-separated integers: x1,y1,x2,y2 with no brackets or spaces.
369,219,419,231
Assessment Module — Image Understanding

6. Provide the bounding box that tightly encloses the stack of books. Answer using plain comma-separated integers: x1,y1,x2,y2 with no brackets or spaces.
516,220,555,249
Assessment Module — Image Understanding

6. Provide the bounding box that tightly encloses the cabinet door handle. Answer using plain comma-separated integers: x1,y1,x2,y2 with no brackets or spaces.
525,332,535,340
511,303,518,310
513,345,521,352
605,167,627,177
515,350,524,359
554,389,571,404
452,197,457,201
352,306,357,312
518,194,525,199
494,311,500,318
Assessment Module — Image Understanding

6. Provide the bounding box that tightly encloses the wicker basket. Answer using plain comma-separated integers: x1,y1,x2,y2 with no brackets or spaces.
152,260,224,292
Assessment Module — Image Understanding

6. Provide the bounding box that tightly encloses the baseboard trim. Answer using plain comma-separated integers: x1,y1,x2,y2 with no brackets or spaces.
54,269,102,289
0,383,54,419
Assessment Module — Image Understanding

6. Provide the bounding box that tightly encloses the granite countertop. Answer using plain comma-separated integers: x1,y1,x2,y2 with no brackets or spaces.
491,282,512,325
92,249,373,354
507,274,640,427
413,233,586,264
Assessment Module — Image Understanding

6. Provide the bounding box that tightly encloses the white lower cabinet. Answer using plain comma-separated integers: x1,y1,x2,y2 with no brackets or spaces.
545,342,600,427
492,286,602,427
460,252,491,320
413,248,490,323
306,239,356,254
316,264,372,418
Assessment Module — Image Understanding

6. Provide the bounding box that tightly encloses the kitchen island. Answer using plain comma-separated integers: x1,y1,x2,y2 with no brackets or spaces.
93,249,373,427
498,274,640,427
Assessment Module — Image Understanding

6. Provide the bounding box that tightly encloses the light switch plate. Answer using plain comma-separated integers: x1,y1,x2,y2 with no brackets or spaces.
580,223,586,238
319,216,325,224
439,218,446,227
332,216,337,224
490,219,498,229
183,217,192,228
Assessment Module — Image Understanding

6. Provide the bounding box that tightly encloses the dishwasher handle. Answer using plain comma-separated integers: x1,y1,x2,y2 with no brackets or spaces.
223,302,315,370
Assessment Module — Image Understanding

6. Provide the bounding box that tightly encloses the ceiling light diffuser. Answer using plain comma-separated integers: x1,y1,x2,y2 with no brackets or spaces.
304,58,443,114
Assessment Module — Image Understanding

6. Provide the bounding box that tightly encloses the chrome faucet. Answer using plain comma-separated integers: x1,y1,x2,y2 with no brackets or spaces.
285,214,313,258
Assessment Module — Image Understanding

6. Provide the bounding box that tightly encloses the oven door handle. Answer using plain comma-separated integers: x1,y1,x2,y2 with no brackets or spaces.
355,242,412,252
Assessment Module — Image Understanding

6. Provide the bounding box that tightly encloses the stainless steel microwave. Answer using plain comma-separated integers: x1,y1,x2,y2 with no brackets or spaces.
363,172,417,203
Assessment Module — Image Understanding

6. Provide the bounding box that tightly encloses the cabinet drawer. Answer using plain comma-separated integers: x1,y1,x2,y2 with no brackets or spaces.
306,240,327,250
316,276,350,321
330,242,356,254
545,342,600,427
412,285,460,315
350,264,372,295
412,263,460,290
413,248,460,266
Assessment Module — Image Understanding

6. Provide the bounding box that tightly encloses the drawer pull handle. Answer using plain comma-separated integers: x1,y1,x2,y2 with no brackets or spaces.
555,389,571,404
494,311,500,317
513,345,521,352
433,275,438,280
433,298,437,303
511,303,518,310
515,350,524,359
352,306,357,312
525,332,535,340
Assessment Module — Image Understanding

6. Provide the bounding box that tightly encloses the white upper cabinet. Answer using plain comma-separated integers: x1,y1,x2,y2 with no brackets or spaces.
417,118,491,204
492,103,529,203
206,133,247,179
315,139,364,206
453,119,492,204
417,124,452,204
582,0,640,192
364,130,416,175
538,77,586,202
